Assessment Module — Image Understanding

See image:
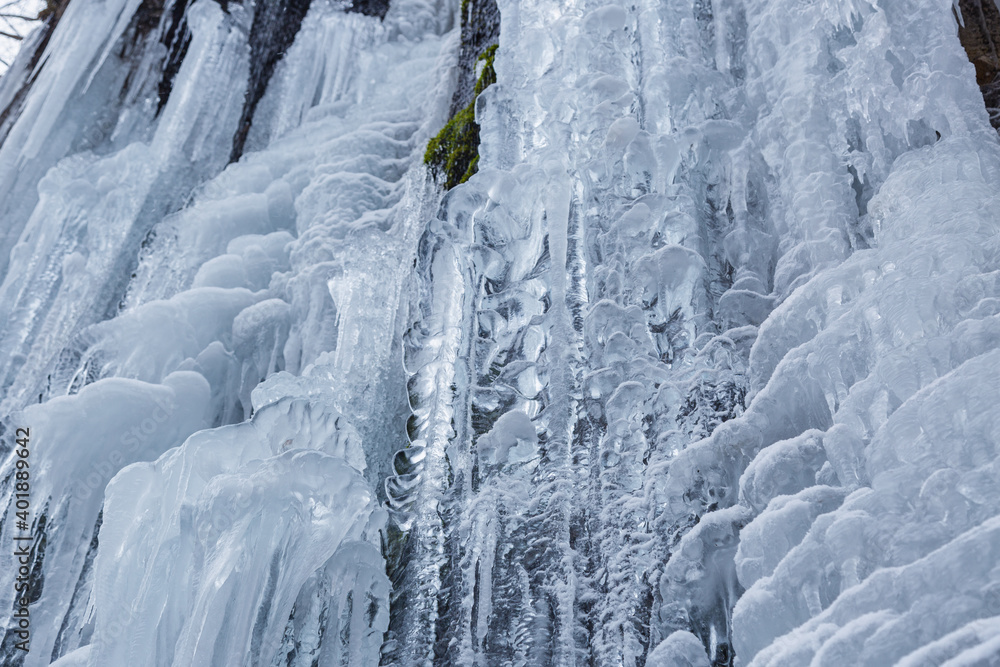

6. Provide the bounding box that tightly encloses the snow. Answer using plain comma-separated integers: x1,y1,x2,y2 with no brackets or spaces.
0,0,999,664
0,0,44,75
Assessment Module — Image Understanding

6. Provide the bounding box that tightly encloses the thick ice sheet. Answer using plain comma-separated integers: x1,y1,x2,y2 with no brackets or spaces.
0,0,451,664
1,0,999,664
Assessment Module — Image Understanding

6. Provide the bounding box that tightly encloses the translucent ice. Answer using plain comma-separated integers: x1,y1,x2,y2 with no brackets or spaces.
88,402,387,667
2,0,1000,663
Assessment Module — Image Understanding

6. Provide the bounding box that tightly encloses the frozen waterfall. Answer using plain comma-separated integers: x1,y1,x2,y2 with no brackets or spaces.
1,0,999,665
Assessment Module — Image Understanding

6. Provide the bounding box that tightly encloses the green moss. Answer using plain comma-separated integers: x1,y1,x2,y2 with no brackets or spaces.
424,44,499,190
424,104,479,190
474,44,498,96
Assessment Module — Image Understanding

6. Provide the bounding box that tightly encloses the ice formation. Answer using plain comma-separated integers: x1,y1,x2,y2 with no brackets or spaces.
1,0,999,665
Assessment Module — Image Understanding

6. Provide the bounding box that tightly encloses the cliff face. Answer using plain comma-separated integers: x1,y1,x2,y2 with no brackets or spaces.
421,0,497,189
958,0,1000,128
2,1,1000,666
449,0,498,114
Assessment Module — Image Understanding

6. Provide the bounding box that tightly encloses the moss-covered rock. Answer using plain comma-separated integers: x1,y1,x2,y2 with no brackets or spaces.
424,44,497,189
473,43,498,95
453,0,500,114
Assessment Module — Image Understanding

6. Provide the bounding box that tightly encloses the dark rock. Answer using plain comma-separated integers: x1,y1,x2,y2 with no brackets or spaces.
228,0,390,163
425,45,497,189
421,0,500,191
230,0,313,162
450,0,500,116
347,0,390,20
156,0,193,115
957,0,1000,129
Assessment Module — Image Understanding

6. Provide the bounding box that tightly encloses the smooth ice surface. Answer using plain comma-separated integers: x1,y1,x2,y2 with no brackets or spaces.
1,0,1000,664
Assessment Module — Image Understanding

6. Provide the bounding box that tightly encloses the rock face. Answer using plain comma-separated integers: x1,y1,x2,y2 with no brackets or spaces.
423,44,495,188
450,0,499,114
230,0,314,161
1,0,1000,666
957,0,1000,128
422,0,499,189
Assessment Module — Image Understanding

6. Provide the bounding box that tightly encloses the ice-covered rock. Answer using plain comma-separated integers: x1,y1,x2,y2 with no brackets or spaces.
1,0,1000,664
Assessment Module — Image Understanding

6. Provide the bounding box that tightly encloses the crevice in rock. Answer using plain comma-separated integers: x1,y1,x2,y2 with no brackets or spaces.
230,0,313,162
